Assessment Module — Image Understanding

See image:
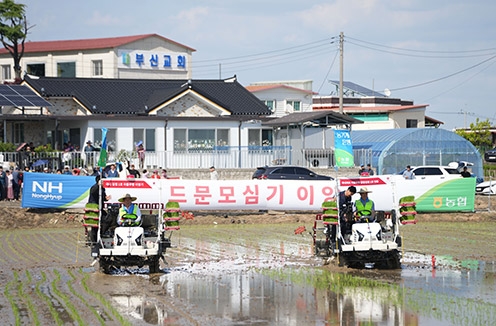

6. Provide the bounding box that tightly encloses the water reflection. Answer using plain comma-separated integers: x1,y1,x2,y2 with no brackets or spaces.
154,255,496,325
110,294,179,325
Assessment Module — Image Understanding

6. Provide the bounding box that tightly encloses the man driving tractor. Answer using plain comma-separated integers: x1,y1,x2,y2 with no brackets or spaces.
354,187,376,222
117,193,142,226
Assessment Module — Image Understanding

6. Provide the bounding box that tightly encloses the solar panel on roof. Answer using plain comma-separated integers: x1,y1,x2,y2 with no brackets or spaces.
11,85,38,96
24,95,52,106
8,95,33,106
329,80,385,97
0,96,14,106
0,85,17,95
0,84,52,107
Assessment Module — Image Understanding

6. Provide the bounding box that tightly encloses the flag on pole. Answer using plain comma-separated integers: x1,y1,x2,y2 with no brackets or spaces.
334,129,354,167
97,128,108,168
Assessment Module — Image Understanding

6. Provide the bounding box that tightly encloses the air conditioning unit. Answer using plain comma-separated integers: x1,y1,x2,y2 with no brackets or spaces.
308,157,330,168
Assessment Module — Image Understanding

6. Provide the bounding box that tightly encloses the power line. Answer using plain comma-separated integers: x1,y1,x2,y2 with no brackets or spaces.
194,37,337,63
347,36,496,55
389,54,496,91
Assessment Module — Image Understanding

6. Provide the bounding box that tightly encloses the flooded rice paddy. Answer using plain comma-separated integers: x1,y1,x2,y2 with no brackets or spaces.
103,224,496,325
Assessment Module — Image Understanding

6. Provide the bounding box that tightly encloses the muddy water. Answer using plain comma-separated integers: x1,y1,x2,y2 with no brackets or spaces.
109,225,496,326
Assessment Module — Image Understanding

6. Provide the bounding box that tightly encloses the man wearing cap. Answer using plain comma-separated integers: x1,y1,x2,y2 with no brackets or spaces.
354,187,376,221
84,141,97,166
117,194,142,226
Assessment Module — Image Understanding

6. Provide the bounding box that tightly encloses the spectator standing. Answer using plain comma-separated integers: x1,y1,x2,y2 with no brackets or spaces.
136,141,145,169
461,166,471,178
402,165,415,180
127,163,141,178
105,164,119,178
210,166,218,180
358,164,366,176
84,140,97,166
12,167,20,201
141,169,149,178
365,164,375,176
0,166,6,200
6,170,14,200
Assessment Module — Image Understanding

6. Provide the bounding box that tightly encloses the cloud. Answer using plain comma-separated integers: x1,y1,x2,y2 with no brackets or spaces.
86,11,124,27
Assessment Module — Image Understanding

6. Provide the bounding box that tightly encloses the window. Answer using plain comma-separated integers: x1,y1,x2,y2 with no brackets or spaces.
174,129,187,151
406,119,418,128
264,100,275,112
1,65,11,80
133,128,156,151
286,100,301,112
188,129,215,150
57,62,76,77
216,129,229,148
414,167,442,176
92,60,103,76
248,129,273,147
13,123,24,143
173,128,230,152
27,63,45,77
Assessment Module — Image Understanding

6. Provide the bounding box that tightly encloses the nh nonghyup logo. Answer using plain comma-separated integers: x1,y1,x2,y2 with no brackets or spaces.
31,181,63,200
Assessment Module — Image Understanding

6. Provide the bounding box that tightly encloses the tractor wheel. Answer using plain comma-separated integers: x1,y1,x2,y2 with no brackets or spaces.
338,255,348,267
387,252,401,269
99,257,111,274
149,256,161,274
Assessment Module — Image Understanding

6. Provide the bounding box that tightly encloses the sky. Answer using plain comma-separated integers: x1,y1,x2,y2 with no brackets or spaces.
17,0,496,130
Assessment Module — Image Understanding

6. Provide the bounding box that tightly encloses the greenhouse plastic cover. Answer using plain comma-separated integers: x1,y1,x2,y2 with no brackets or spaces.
351,128,483,177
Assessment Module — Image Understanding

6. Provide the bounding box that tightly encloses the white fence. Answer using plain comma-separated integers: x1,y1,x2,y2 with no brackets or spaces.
3,147,372,171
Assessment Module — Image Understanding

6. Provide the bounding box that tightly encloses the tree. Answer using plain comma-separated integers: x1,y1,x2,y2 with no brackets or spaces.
0,0,29,82
455,118,493,149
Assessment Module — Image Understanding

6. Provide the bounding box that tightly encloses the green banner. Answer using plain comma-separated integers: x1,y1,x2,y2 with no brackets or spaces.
334,130,354,167
415,177,476,212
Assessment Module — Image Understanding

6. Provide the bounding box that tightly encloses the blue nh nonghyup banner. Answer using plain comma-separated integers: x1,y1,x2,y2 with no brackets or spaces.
334,129,354,167
21,172,95,209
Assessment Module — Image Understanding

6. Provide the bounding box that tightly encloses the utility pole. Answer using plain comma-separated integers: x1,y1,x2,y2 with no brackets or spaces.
339,32,344,114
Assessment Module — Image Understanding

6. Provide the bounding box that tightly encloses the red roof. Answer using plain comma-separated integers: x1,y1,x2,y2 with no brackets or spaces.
0,34,196,54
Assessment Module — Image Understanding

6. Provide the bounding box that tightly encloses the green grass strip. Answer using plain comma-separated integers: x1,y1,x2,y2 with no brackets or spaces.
36,271,63,326
4,272,21,326
80,271,132,326
67,269,106,326
22,270,41,326
51,269,85,325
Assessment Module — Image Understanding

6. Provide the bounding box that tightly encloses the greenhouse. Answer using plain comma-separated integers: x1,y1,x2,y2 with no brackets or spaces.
351,128,483,177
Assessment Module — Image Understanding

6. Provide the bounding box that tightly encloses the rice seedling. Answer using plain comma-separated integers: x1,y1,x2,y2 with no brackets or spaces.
66,269,106,325
80,271,132,326
51,269,85,325
4,272,21,325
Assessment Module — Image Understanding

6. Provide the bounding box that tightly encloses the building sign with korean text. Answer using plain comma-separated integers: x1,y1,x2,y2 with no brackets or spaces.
117,49,188,71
